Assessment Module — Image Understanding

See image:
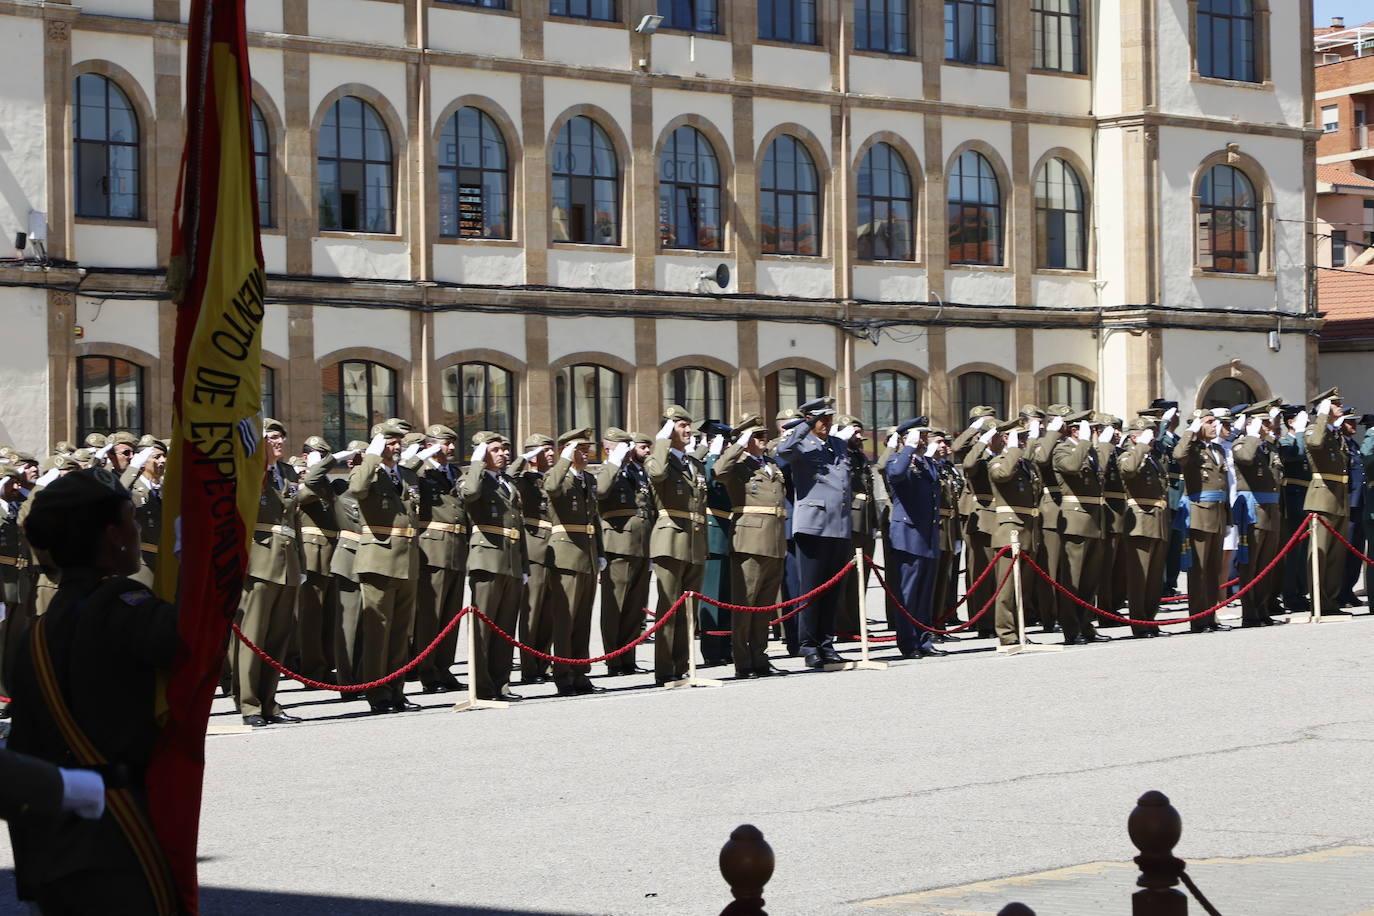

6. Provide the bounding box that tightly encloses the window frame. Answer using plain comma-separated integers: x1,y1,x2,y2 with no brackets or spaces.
554,364,625,452
550,115,621,246
250,100,273,229
261,365,277,421
1033,157,1088,272
662,366,729,423
442,361,517,449
1200,377,1254,410
657,0,720,33
954,371,1007,424
550,0,617,22
861,369,921,459
944,0,999,66
767,367,826,419
73,73,142,221
946,149,1003,267
760,134,823,257
321,359,399,448
658,125,724,252
856,142,916,262
76,355,146,442
1193,0,1263,84
439,0,509,8
1030,0,1083,74
438,106,512,241
854,0,911,56
1042,372,1092,412
758,0,819,46
1195,162,1262,275
317,96,396,235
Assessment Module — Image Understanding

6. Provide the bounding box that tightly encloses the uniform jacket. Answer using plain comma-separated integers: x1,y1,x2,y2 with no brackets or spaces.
247,461,304,585
1052,438,1106,539
1363,431,1374,527
715,443,787,559
512,469,553,569
884,446,940,559
1098,442,1128,536
328,476,362,581
594,459,654,558
775,423,853,541
987,446,1041,551
295,457,340,575
347,454,420,581
1231,435,1282,533
958,439,998,538
120,470,162,571
937,460,963,553
704,454,734,557
1172,430,1231,533
0,748,62,824
410,461,468,571
645,438,708,564
1117,440,1170,541
1302,417,1349,517
544,457,600,574
849,450,879,545
459,461,527,577
1030,429,1065,533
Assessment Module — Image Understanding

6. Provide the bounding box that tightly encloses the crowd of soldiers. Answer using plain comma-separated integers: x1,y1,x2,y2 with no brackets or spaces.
0,386,1369,727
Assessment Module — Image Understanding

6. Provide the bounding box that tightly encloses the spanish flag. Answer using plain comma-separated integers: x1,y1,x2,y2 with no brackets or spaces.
149,1,265,911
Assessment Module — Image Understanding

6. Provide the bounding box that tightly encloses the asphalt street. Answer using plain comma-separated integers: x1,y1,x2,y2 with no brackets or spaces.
3,603,1372,915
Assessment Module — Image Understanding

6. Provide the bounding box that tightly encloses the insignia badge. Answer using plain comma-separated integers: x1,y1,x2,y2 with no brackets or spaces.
119,589,153,606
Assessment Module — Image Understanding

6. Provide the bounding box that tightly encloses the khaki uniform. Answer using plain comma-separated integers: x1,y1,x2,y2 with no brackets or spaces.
645,439,709,683
595,458,654,675
295,458,341,681
348,454,421,708
1029,428,1064,631
459,462,527,699
986,444,1041,644
1098,442,1129,618
715,443,787,673
1303,415,1351,614
0,494,33,699
954,429,998,637
1118,440,1170,635
1172,430,1230,631
931,460,963,627
409,461,468,690
544,458,600,692
120,469,162,589
1052,437,1107,642
1232,434,1283,625
512,467,554,682
326,476,363,687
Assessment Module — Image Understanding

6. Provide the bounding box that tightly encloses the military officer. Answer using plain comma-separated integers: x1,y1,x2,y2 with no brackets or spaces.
952,407,999,638
1298,389,1352,616
234,418,305,727
348,421,423,713
408,425,469,693
596,428,654,676
929,430,964,634
772,407,803,655
0,467,32,706
700,420,736,666
645,405,709,685
1337,412,1366,607
982,419,1041,646
1052,411,1110,644
775,397,854,668
119,437,165,589
544,428,604,696
1118,417,1171,636
837,415,877,640
1277,405,1312,612
1173,409,1233,633
460,431,527,701
295,435,340,682
511,433,555,684
884,420,946,658
1096,414,1129,620
714,415,789,678
1030,405,1070,633
325,442,367,689
1231,401,1286,627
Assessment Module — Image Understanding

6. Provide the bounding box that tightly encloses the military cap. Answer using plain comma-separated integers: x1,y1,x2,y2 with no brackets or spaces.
995,418,1022,433
141,439,169,454
53,441,76,456
1093,413,1122,428
602,427,632,444
523,433,555,449
968,405,996,420
895,416,929,436
1338,409,1359,424
732,414,766,439
303,435,332,453
557,427,595,448
1210,407,1234,422
263,417,287,435
471,430,506,446
1241,397,1281,416
401,431,427,449
424,424,458,442
384,417,415,432
10,451,36,465
1019,404,1046,419
347,439,370,452
1150,398,1180,411
662,404,694,424
836,414,862,429
1311,386,1342,406
1279,405,1305,419
0,447,13,460
1045,404,1073,417
72,448,94,465
1127,417,1156,432
1190,409,1212,421
1229,404,1251,417
774,407,803,423
798,396,836,417
83,433,108,450
38,455,59,473
630,431,653,444
374,419,409,438
700,420,734,439
0,465,22,482
26,468,130,522
928,428,949,440
1065,409,1095,424
108,431,139,447
287,455,307,469
1136,407,1164,419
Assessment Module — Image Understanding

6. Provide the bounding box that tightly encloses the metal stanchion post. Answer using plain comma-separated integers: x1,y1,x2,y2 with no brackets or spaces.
665,593,722,689
453,610,508,711
1303,514,1349,625
850,548,887,671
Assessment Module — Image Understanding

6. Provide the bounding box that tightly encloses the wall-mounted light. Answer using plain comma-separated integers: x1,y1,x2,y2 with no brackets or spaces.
634,14,662,34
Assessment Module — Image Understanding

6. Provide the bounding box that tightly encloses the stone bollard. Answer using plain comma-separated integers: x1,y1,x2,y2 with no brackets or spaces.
998,904,1037,916
718,824,774,916
1129,790,1189,916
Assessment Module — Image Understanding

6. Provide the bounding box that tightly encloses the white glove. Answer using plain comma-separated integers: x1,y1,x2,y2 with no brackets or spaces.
1077,421,1092,440
656,419,675,440
305,450,322,467
974,416,993,430
1098,427,1115,444
1188,418,1203,434
903,429,920,449
1292,410,1309,433
1028,418,1042,439
834,425,858,441
886,432,899,451
1138,428,1155,446
559,443,577,462
95,443,113,462
1162,407,1178,424
708,434,725,456
597,556,608,572
36,468,60,488
417,443,442,461
59,768,106,820
521,447,543,461
1245,416,1262,438
332,448,358,462
923,440,940,458
1046,415,1065,432
1006,429,1021,450
400,443,421,461
471,441,489,464
1316,398,1333,416
365,434,387,456
521,572,530,586
129,447,154,470
608,441,631,467
1268,406,1281,421
978,428,996,446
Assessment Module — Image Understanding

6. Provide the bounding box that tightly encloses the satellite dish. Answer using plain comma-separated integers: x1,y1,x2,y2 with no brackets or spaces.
714,263,730,289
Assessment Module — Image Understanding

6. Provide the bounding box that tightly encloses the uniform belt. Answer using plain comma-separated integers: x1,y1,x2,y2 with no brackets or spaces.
1311,473,1349,483
299,525,340,539
364,525,415,538
1189,491,1227,504
474,524,521,540
552,523,596,535
1242,491,1280,505
938,508,954,518
336,529,361,542
662,509,705,524
139,542,160,555
1168,473,1183,481
600,509,643,520
1126,497,1167,509
0,555,29,568
1281,477,1310,487
1103,491,1126,500
853,493,869,501
254,523,297,539
736,505,786,518
1060,494,1103,505
972,491,993,501
706,507,733,520
423,521,467,533
522,517,553,529
996,505,1040,518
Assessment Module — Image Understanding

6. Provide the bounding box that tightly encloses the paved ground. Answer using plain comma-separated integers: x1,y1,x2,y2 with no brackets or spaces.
3,601,1373,915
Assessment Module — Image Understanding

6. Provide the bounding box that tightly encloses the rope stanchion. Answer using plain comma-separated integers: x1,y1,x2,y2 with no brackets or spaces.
665,593,723,689
1304,514,1366,625
702,600,811,637
470,596,684,666
848,546,889,671
692,561,855,614
866,546,1012,636
1001,531,1061,656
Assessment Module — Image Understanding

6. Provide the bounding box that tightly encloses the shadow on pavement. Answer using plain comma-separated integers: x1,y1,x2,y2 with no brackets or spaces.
0,870,574,915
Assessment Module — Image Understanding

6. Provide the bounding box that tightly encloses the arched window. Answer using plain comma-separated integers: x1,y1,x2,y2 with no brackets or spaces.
438,107,510,239
758,0,818,44
947,150,1002,265
1201,377,1254,410
321,360,397,446
555,364,624,448
1034,158,1087,270
659,126,722,251
1044,372,1092,411
73,74,140,219
76,356,145,441
551,116,619,245
442,362,516,448
1031,0,1082,73
760,135,821,256
855,0,910,54
251,101,272,228
662,367,727,423
955,371,1006,423
318,96,394,233
861,369,920,455
768,367,826,419
1197,0,1256,83
261,365,277,420
1197,164,1259,274
944,0,998,65
857,143,914,261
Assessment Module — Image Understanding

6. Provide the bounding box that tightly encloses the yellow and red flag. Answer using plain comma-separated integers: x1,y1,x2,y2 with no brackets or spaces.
148,1,265,911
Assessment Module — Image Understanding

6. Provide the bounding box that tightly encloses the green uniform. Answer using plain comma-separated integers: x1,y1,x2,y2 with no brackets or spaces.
512,465,554,682
1118,439,1170,636
409,460,469,691
645,439,708,683
295,458,341,681
1098,442,1129,619
715,443,787,674
953,427,997,637
1303,413,1351,614
985,443,1041,644
544,457,600,693
595,457,654,675
1231,433,1283,625
120,469,162,589
1029,428,1064,631
1052,436,1107,643
700,453,735,664
931,459,963,628
459,461,527,699
327,476,363,688
1172,429,1230,632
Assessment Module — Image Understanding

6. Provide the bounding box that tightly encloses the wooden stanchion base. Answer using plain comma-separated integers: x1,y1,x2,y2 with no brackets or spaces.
1293,613,1354,625
207,725,253,736
662,675,724,689
997,642,1064,655
451,698,510,712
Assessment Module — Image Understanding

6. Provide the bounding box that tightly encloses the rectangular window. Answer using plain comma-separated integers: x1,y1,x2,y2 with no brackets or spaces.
551,0,615,21
1322,106,1340,133
1332,230,1348,268
1196,0,1256,82
944,0,998,65
1031,0,1082,74
658,0,719,32
440,0,507,6
855,0,910,55
758,0,818,45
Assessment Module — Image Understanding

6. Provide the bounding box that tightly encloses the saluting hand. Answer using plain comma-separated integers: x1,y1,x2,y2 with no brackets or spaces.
708,434,725,456
1316,398,1333,416
1097,426,1115,444
1077,420,1092,440
903,429,920,449
1138,428,1155,446
1292,410,1309,433
656,419,675,441
129,447,154,470
834,424,858,441
332,448,359,462
977,427,996,446
471,441,489,464
923,440,940,458
608,441,631,466
1046,415,1065,432
1006,429,1021,450
1245,416,1263,438
418,443,443,462
560,443,578,462
1028,418,1042,439
365,434,387,457
1188,418,1203,435
1162,407,1178,425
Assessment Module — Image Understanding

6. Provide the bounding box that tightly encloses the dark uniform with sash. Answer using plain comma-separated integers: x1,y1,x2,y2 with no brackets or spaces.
595,429,654,676
0,468,33,703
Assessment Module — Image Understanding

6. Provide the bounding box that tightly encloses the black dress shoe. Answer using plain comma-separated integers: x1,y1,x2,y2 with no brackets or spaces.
575,682,606,695
802,653,825,669
267,712,302,724
755,664,789,677
1079,632,1112,643
1207,623,1235,631
819,650,845,664
497,691,523,702
899,650,919,659
421,683,454,694
917,647,949,657
243,715,269,727
1266,617,1288,625
604,669,624,677
516,674,549,685
734,669,757,679
556,684,580,696
394,700,422,711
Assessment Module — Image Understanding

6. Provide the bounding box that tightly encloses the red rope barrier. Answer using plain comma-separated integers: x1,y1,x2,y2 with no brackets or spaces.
1159,577,1238,604
702,600,811,637
0,695,9,705
866,547,1013,635
1316,514,1374,567
691,561,855,613
1020,517,1312,627
468,596,685,664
